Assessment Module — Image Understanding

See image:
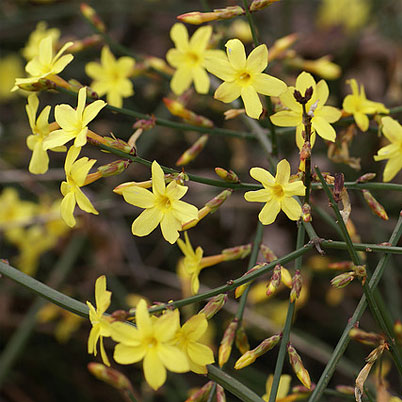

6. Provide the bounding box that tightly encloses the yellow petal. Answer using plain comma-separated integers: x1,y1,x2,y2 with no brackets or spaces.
189,25,212,51
110,322,141,345
132,207,163,237
136,299,152,333
193,66,210,94
354,112,369,131
82,99,106,127
95,275,109,311
295,71,316,94
29,142,49,174
76,87,87,117
382,116,402,143
275,159,291,185
259,199,281,225
182,314,208,340
226,39,246,69
383,157,402,182
270,110,301,127
143,349,166,390
312,116,336,142
26,94,39,130
114,343,146,364
170,67,193,95
99,336,110,366
204,57,235,81
246,44,267,74
54,104,77,130
187,342,214,366
75,188,98,215
214,81,242,103
244,189,271,202
249,167,275,185
317,105,341,123
87,324,100,354
252,73,287,97
170,23,189,52
151,160,166,195
158,344,190,373
60,191,76,227
171,200,198,223
160,213,181,244
314,79,329,107
281,197,302,221
241,85,262,119
122,186,155,208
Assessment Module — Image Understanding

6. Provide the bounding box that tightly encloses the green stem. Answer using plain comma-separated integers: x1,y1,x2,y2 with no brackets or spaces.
0,235,86,386
207,365,263,402
269,223,305,402
242,0,259,47
236,221,264,321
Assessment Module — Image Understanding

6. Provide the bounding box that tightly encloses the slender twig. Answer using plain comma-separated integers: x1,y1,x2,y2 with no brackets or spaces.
309,211,402,401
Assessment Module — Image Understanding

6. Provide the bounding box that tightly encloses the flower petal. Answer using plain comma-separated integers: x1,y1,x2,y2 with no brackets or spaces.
246,44,267,73
75,188,98,215
204,57,235,81
114,343,146,364
252,73,287,97
54,104,77,129
382,116,402,143
275,159,290,185
188,342,214,366
214,81,241,103
354,112,369,132
136,299,152,334
270,110,301,128
143,350,166,390
226,39,246,69
383,157,402,182
317,106,342,123
132,208,163,237
258,199,280,225
189,25,212,51
29,142,49,174
295,71,316,94
122,186,155,208
170,67,193,95
60,191,76,227
76,87,87,117
244,189,271,202
192,66,210,94
314,79,329,107
160,213,181,244
151,160,166,196
95,275,110,312
171,200,198,223
281,197,302,221
241,86,262,119
110,322,141,345
170,23,189,53
166,48,185,68
158,344,189,373
82,99,106,127
312,116,336,142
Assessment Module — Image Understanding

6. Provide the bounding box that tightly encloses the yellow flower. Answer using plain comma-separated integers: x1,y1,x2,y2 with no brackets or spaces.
112,299,189,390
85,46,135,108
174,312,215,374
262,374,292,401
205,39,287,119
43,87,106,149
374,117,402,182
119,160,198,244
25,94,65,174
13,35,73,91
166,23,223,95
244,160,306,225
0,54,24,101
343,79,389,132
60,146,98,227
87,275,113,366
270,71,342,149
177,232,204,294
22,21,60,61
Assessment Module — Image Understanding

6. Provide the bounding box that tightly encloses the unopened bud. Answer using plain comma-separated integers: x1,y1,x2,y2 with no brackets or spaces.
222,244,251,261
216,385,226,402
302,203,312,222
287,343,311,389
235,263,265,298
133,116,156,131
224,108,245,120
260,244,277,262
356,173,376,183
294,56,341,80
88,363,132,390
219,318,238,367
290,269,302,302
177,6,244,25
164,98,213,128
353,265,366,285
215,167,240,183
362,190,388,220
349,328,383,346
291,384,316,394
144,56,174,75
266,264,281,297
68,34,102,53
336,385,355,395
331,272,355,288
281,267,293,288
235,325,250,355
103,136,135,155
328,261,354,270
300,141,312,162
199,294,227,320
176,135,209,166
110,309,129,321
185,381,214,402
80,4,106,32
16,78,57,92
394,320,402,344
250,0,280,12
97,160,131,178
235,334,281,369
268,33,298,61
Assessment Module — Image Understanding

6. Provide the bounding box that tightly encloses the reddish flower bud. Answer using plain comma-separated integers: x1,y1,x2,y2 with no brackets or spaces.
219,318,239,367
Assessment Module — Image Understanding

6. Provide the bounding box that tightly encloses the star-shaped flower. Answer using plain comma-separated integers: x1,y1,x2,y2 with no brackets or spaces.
244,159,306,225
117,160,198,244
270,71,342,149
205,39,287,119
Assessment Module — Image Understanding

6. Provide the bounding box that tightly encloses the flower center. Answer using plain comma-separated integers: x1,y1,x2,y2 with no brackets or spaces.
185,51,200,66
272,184,284,199
237,71,251,85
146,336,158,349
156,194,172,211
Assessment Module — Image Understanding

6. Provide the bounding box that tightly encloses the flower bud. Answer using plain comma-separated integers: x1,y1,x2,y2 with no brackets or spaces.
349,328,383,346
177,6,244,25
336,385,355,395
281,267,293,288
356,173,376,183
80,3,106,32
103,136,136,155
353,265,366,285
235,334,281,369
362,190,388,220
328,261,354,270
235,325,250,355
88,363,133,390
215,167,240,183
133,116,156,131
68,34,102,53
302,203,312,222
266,264,281,297
260,244,277,262
185,381,214,402
291,384,316,394
216,385,226,402
224,108,245,120
235,263,265,298
290,269,302,302
287,343,311,389
293,56,341,80
16,78,57,92
268,33,298,61
176,135,209,166
97,160,131,178
222,244,251,261
394,320,402,344
330,271,355,288
219,318,238,367
250,0,280,11
198,294,227,320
